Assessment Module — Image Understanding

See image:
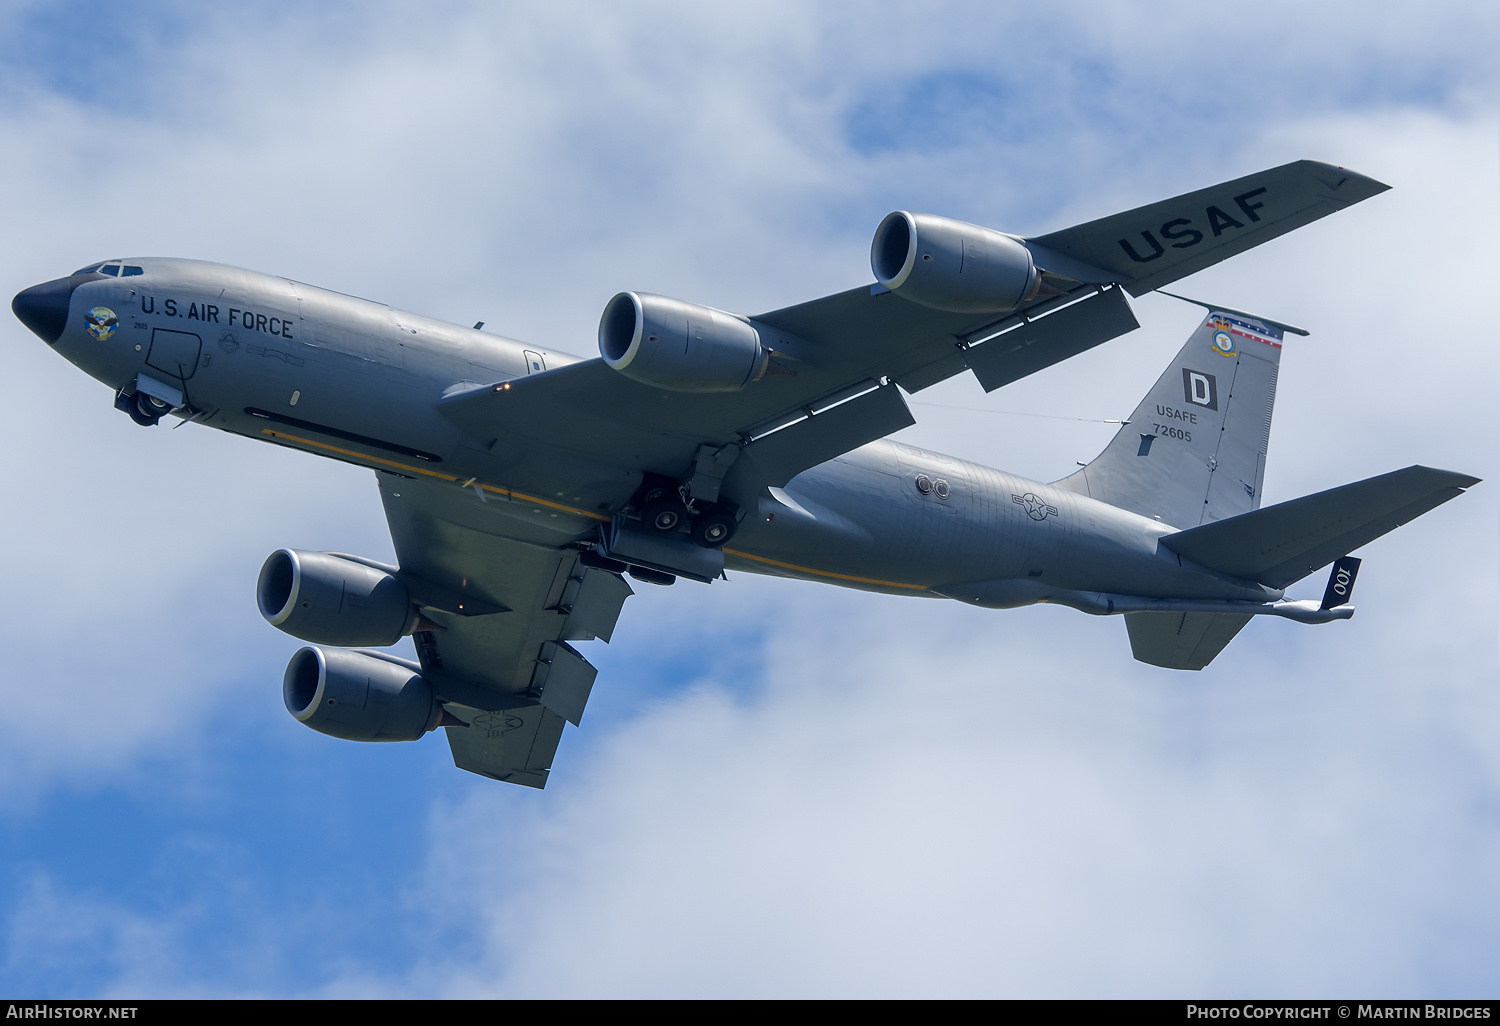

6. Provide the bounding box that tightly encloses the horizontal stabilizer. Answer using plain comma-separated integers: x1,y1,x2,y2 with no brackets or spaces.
1125,611,1253,670
1161,466,1479,588
1029,160,1389,296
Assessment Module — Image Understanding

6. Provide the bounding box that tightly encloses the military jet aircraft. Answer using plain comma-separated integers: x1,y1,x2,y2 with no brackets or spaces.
12,160,1477,787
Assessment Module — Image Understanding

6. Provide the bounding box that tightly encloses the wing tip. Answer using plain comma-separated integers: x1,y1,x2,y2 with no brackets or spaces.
1409,465,1482,490
1298,159,1392,199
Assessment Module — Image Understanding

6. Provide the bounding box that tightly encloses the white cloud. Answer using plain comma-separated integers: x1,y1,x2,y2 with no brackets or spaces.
0,0,1496,996
414,567,1500,997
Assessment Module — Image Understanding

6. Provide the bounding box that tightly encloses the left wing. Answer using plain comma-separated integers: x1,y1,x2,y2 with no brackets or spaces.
1030,160,1388,295
438,283,1136,487
379,472,633,787
440,161,1385,490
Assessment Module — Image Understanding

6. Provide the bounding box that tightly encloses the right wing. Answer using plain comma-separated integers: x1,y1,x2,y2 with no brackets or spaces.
438,283,1141,489
379,472,633,787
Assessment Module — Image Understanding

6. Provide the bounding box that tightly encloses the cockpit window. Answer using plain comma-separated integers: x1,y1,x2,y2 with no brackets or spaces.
70,263,144,277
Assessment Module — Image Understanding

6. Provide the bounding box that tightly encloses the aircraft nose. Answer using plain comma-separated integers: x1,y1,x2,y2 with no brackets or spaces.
12,276,81,344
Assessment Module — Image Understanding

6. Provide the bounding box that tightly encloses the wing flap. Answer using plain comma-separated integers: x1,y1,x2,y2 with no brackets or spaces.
531,640,598,726
560,568,633,643
962,285,1139,392
740,382,915,487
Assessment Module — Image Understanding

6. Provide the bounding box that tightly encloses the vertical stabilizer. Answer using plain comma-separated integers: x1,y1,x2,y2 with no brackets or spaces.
1055,302,1299,528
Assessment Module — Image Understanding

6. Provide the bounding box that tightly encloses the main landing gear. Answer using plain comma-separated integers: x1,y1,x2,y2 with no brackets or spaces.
691,508,737,548
631,476,740,549
583,476,743,589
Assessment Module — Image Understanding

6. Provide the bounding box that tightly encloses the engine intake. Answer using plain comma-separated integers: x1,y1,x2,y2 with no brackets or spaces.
257,549,415,647
283,647,440,742
871,211,1041,314
599,292,768,392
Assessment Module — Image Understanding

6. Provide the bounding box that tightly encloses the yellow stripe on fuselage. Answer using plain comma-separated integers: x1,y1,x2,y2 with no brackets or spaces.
258,428,611,522
262,429,923,589
722,548,927,591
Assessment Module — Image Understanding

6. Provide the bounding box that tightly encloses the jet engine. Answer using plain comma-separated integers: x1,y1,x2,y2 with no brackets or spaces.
870,211,1043,313
599,292,769,392
257,549,416,647
283,646,440,742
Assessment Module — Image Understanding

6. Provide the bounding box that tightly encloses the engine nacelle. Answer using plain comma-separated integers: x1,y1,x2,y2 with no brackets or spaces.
283,647,439,742
599,292,768,392
257,549,415,647
870,211,1042,314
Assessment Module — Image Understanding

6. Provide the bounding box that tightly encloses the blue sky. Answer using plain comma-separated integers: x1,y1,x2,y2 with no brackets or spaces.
1,1,1497,997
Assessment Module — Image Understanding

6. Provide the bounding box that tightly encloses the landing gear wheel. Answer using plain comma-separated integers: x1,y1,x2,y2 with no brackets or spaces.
138,392,171,417
642,499,689,532
123,391,169,427
692,509,737,548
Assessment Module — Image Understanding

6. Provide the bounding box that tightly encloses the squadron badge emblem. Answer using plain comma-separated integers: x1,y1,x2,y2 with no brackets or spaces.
1209,317,1236,357
84,306,118,342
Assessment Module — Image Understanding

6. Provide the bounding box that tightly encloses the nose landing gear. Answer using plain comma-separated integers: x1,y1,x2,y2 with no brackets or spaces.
114,389,172,427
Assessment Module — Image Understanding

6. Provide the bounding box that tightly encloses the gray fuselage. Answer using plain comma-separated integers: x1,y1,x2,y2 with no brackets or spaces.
36,258,1280,610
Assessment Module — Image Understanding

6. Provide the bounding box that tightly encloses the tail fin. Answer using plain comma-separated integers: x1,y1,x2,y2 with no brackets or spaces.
1055,300,1303,528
